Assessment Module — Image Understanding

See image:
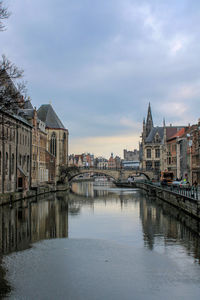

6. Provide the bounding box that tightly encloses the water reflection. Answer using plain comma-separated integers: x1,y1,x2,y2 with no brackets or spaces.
140,196,200,261
0,182,200,299
70,182,200,263
0,193,69,256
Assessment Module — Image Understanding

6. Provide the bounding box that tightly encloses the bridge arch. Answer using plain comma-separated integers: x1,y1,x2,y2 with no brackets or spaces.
58,166,154,184
68,170,117,182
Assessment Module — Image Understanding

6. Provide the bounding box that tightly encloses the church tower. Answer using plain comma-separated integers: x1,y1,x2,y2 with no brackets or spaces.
145,102,153,138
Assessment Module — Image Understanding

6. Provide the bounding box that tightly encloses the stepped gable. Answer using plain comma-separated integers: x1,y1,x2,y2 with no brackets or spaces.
145,127,164,143
37,104,65,129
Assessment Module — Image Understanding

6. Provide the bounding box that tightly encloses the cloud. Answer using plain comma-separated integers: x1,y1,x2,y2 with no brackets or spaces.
1,0,200,156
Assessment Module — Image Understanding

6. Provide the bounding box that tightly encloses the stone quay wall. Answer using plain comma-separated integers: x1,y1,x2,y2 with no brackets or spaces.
136,182,200,220
0,183,69,206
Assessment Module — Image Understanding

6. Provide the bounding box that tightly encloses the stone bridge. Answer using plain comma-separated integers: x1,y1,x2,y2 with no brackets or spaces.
59,166,155,183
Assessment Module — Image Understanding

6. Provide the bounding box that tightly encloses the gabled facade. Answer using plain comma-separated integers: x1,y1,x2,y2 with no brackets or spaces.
37,104,69,179
141,104,185,177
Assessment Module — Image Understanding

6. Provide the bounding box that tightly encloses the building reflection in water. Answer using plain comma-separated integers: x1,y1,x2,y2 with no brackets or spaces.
0,192,69,256
71,182,200,263
140,193,200,262
0,192,69,297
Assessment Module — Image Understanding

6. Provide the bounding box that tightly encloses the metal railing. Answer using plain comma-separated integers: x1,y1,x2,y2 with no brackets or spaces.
148,181,199,200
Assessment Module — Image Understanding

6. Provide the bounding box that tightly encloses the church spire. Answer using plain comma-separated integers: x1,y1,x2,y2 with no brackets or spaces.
163,117,166,127
146,102,153,137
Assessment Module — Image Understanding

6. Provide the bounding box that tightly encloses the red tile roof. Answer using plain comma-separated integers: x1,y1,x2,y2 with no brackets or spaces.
168,128,185,140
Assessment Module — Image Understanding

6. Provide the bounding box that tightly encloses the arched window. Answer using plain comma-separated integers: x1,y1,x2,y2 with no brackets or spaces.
11,154,14,174
50,132,57,157
5,152,8,175
63,132,66,163
27,155,29,172
0,151,1,175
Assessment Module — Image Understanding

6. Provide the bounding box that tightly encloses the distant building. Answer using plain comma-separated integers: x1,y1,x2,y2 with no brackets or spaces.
69,153,94,168
108,153,116,169
95,157,108,169
123,149,139,169
124,149,139,161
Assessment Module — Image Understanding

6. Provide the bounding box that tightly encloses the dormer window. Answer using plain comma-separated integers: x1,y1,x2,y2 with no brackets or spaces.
155,133,160,143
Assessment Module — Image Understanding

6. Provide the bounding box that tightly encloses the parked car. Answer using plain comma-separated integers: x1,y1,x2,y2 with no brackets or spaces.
172,180,190,189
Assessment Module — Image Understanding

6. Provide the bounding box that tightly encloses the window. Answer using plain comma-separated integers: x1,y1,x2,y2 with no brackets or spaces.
11,154,14,174
146,148,151,158
155,148,160,158
154,161,160,170
155,134,160,143
63,132,66,163
27,155,29,172
5,152,8,175
50,132,57,157
146,161,152,170
23,155,26,167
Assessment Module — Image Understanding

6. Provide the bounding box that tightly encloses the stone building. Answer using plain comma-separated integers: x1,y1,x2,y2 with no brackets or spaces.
22,100,56,186
0,109,32,193
37,104,69,179
141,103,184,177
124,149,139,161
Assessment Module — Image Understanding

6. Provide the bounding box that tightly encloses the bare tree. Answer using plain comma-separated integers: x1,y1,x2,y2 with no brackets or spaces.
0,0,10,31
0,1,28,112
0,55,27,112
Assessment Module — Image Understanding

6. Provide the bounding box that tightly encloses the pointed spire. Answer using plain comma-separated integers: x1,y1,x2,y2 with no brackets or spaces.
163,117,166,127
146,102,153,137
147,102,153,124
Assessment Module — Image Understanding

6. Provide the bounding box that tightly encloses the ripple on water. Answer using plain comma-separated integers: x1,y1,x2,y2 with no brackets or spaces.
4,238,200,300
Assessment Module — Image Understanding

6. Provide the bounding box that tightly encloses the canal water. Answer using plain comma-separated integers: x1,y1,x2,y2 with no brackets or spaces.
1,181,200,299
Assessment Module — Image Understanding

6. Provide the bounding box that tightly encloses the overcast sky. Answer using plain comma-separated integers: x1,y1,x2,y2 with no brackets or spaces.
1,0,200,158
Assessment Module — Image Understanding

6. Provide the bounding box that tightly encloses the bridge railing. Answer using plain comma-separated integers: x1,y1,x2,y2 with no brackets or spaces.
79,166,142,171
148,181,199,200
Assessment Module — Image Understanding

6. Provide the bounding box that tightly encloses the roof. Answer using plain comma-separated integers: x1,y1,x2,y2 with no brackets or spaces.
166,126,185,139
0,108,32,128
20,108,34,118
24,100,33,109
37,104,65,129
145,127,164,143
167,128,185,141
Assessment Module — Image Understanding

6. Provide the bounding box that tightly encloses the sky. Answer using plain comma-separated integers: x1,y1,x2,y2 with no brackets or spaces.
1,0,200,158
